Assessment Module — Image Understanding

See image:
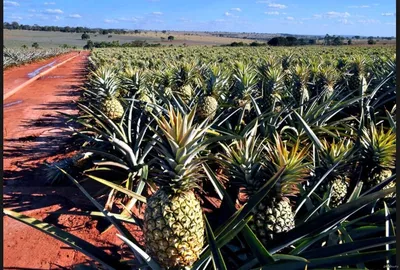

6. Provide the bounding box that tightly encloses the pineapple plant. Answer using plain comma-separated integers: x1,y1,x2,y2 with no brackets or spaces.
144,107,210,268
89,66,124,120
230,61,258,111
256,61,285,113
290,63,311,105
197,64,228,120
359,124,396,191
218,127,310,245
314,138,354,208
346,55,369,92
171,62,199,104
318,65,341,101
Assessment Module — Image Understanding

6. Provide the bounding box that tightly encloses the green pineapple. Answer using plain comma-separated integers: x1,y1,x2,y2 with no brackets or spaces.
144,107,209,268
231,61,258,111
315,139,354,208
290,64,310,104
256,61,285,112
347,55,368,92
360,124,396,190
318,66,341,100
218,128,310,245
171,62,198,103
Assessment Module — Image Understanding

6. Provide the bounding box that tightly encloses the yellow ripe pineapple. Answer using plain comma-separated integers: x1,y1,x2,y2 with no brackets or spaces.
144,107,210,268
360,124,396,190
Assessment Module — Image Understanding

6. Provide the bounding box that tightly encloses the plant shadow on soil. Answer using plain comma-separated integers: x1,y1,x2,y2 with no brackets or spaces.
3,62,134,262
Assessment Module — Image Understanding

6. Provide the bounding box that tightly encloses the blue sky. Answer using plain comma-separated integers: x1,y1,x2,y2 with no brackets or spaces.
4,0,396,36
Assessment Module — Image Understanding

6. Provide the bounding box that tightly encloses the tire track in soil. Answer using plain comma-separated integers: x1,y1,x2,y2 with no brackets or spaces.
3,51,141,269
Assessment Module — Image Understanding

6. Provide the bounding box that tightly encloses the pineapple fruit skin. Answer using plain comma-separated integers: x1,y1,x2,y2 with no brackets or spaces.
250,197,295,245
197,96,218,120
100,97,124,120
330,177,349,208
144,189,204,268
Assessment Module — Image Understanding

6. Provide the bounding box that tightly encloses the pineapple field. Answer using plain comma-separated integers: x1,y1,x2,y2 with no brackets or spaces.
3,47,71,69
4,45,397,269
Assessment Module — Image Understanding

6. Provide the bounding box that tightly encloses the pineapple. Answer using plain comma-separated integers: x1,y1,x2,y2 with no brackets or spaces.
90,66,124,120
360,124,396,190
231,61,258,112
197,64,228,120
256,61,285,112
218,127,310,245
171,62,198,103
314,139,354,208
144,107,209,268
318,66,341,101
347,55,368,92
290,64,310,105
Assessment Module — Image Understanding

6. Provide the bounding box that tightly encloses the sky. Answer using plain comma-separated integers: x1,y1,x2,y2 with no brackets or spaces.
3,0,397,36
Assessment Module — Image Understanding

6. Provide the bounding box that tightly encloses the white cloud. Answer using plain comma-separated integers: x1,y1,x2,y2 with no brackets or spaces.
54,15,61,20
4,1,19,7
313,14,322,18
29,9,36,12
338,18,353,24
44,1,55,4
104,19,118,23
215,19,225,22
358,19,380,24
286,16,294,20
44,8,63,14
326,11,350,18
256,0,271,3
68,14,82,18
152,11,163,15
268,3,287,9
381,13,395,16
7,15,22,20
348,5,370,8
231,7,242,12
265,11,279,15
118,17,139,22
386,22,395,25
225,12,233,16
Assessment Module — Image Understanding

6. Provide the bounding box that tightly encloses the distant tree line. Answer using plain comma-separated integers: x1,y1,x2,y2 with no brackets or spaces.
3,21,129,35
83,40,161,49
223,37,317,47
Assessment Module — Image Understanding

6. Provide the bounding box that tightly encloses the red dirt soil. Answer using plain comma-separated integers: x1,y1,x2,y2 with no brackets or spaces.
4,52,80,97
3,51,142,269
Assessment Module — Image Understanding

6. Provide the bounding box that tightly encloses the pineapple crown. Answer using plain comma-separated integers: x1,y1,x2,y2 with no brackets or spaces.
217,123,267,196
90,66,120,98
256,63,285,96
264,134,311,197
150,106,211,193
231,61,258,100
201,64,229,98
360,124,396,170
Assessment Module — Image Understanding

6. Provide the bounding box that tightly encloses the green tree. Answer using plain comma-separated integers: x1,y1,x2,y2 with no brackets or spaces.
168,35,175,41
32,42,39,49
347,39,352,45
81,33,90,40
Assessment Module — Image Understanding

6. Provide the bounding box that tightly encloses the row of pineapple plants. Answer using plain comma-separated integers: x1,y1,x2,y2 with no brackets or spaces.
5,46,396,269
3,47,72,69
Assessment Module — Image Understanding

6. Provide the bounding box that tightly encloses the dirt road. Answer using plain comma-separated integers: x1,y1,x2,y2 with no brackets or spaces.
3,51,139,269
